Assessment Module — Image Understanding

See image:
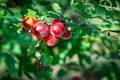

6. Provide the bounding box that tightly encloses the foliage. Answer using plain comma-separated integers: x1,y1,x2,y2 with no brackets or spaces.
0,0,120,80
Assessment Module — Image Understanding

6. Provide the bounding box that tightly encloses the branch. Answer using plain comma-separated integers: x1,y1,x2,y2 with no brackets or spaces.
63,63,82,72
63,22,120,33
99,4,118,10
98,29,120,33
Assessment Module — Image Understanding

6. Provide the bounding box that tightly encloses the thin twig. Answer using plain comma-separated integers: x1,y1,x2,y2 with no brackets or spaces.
77,0,118,10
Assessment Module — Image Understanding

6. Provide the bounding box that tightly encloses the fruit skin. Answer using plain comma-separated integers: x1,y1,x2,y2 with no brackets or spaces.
43,34,58,46
33,22,49,39
72,76,81,80
61,26,72,40
52,18,59,24
6,2,14,8
50,22,64,37
22,16,37,30
30,31,42,41
85,74,92,80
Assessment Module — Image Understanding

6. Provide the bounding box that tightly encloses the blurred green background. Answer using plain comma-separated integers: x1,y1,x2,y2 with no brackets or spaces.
0,0,120,80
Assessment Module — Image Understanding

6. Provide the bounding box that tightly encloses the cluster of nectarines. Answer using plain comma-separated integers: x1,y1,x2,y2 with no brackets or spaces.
22,16,72,46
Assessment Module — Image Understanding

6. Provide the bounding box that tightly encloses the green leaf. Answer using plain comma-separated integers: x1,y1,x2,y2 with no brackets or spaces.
23,69,33,79
21,9,38,18
57,69,67,77
106,10,113,19
114,8,120,12
44,69,53,80
85,56,91,64
0,8,5,17
81,24,93,35
2,52,19,77
1,40,22,55
100,76,108,80
45,11,60,18
70,0,75,5
52,3,62,14
27,9,37,16
43,55,53,67
78,53,91,64
27,44,36,56
73,28,81,39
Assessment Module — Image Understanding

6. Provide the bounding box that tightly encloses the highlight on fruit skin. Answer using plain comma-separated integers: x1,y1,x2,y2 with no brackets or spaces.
50,22,64,37
22,16,37,30
33,22,49,39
